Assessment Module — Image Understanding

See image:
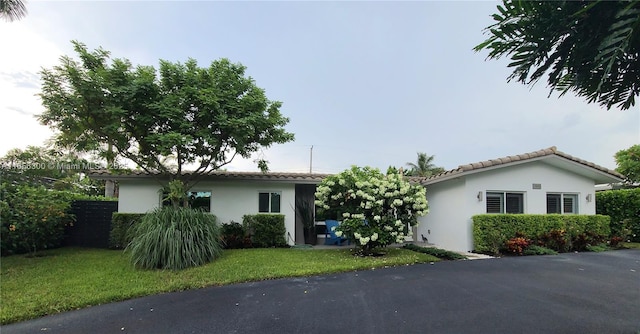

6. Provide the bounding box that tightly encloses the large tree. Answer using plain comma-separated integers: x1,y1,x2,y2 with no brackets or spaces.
474,0,640,110
615,144,640,183
0,0,27,22
405,152,445,177
38,41,295,206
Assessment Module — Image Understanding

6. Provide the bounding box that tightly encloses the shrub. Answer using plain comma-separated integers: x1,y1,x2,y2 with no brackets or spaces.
596,188,640,242
314,166,428,255
585,244,608,252
126,207,223,270
570,231,605,252
109,213,146,249
403,243,467,260
220,221,250,249
522,245,558,256
473,214,611,254
243,214,287,248
1,183,75,256
536,229,569,252
505,237,529,255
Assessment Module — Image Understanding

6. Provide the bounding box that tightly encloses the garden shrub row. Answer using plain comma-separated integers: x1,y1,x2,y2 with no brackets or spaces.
596,188,640,242
242,214,287,248
472,214,611,255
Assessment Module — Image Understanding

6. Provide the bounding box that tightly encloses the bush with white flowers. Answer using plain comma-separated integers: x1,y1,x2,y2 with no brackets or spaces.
315,166,428,255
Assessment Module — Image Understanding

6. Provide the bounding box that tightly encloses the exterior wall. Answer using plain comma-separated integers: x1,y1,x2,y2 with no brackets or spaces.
418,161,598,253
118,181,161,213
464,162,596,216
117,180,297,245
204,181,296,245
417,178,469,252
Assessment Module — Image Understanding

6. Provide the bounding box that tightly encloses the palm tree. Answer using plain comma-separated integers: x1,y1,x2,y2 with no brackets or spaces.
0,0,27,22
474,0,640,110
405,152,445,177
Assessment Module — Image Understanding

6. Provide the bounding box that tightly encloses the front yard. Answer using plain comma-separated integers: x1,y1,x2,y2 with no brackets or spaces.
0,247,438,324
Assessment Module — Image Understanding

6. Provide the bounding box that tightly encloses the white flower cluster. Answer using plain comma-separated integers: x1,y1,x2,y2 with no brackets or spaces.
315,166,429,251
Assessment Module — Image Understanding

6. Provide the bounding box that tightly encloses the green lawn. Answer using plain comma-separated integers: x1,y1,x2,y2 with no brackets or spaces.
0,247,438,324
622,242,640,249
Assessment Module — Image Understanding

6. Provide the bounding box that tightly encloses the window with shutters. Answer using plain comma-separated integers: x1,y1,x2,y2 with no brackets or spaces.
486,192,524,214
546,193,578,214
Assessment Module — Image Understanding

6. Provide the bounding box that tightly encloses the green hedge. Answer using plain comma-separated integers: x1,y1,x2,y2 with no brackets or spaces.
242,214,287,248
109,213,145,249
596,188,640,242
472,214,611,255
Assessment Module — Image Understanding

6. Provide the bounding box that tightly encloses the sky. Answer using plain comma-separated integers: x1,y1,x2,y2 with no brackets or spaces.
1,0,638,174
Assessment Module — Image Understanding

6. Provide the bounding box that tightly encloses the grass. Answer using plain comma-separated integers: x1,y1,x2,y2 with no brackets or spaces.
622,242,640,249
402,243,468,260
0,247,438,324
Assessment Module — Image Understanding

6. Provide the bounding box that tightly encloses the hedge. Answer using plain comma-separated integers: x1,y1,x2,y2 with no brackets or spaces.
596,188,640,242
472,214,611,255
109,213,146,249
242,214,287,248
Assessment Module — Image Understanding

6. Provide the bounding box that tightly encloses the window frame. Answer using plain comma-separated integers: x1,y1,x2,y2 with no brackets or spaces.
546,193,578,214
258,191,281,213
159,189,212,212
485,191,525,214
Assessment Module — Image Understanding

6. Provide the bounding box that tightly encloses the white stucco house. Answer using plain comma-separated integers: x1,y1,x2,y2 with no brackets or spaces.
415,147,624,252
91,170,328,245
92,146,624,251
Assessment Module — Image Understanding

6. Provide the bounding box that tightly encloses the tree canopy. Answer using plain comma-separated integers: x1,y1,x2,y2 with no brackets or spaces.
615,144,640,183
38,41,294,205
405,152,445,177
474,0,640,110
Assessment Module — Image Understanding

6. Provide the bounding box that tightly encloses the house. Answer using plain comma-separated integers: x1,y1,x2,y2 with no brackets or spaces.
415,147,624,252
92,146,624,251
90,170,328,245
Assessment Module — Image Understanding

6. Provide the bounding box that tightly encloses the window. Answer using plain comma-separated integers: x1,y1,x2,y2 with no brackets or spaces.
259,192,281,213
547,193,578,214
486,192,524,213
161,190,212,212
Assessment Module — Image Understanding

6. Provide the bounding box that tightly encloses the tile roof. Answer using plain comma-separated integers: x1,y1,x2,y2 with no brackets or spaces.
88,169,330,183
420,146,624,185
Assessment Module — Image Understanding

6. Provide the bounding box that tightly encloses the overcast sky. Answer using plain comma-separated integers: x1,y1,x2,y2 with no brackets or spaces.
1,0,638,174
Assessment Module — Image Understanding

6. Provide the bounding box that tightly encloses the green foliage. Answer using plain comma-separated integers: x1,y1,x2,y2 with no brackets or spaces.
585,244,609,252
402,243,467,260
315,166,428,255
0,183,76,256
405,152,445,177
220,221,251,249
242,214,287,248
109,213,145,249
38,41,295,201
0,146,107,197
126,207,223,270
472,214,611,255
0,0,27,22
475,0,640,110
522,245,558,256
596,188,640,242
614,145,640,183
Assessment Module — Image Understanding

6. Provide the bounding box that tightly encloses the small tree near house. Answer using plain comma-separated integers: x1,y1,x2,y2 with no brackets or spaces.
315,166,429,255
38,41,295,206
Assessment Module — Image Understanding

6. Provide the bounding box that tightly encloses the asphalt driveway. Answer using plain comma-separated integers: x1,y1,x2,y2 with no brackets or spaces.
3,249,639,334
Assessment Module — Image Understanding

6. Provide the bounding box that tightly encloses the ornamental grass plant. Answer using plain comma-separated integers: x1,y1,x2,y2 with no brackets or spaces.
126,207,223,270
